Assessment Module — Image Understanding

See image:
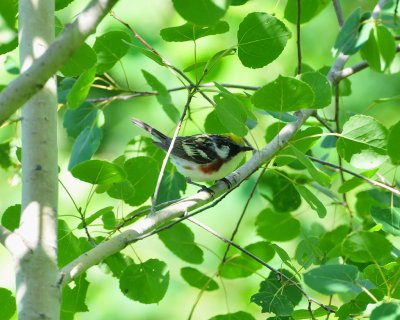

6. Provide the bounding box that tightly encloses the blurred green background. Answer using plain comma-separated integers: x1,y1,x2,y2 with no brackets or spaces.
0,0,399,319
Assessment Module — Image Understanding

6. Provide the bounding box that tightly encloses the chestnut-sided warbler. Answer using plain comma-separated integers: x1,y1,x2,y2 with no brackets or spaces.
131,118,253,182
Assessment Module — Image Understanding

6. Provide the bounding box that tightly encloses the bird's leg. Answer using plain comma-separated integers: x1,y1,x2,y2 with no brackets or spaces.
185,178,215,197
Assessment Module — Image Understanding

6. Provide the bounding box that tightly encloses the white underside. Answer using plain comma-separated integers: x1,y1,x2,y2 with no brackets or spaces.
171,153,245,182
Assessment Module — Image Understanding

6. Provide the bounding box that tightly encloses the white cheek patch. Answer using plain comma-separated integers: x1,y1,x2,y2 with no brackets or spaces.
214,144,230,159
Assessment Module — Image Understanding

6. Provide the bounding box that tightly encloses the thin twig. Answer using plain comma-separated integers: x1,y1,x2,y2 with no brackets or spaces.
86,82,260,103
308,156,400,196
297,0,302,74
110,12,215,106
221,167,267,263
332,0,344,26
188,217,334,313
313,113,335,133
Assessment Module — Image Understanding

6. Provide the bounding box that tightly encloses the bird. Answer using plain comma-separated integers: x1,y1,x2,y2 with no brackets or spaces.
131,118,253,184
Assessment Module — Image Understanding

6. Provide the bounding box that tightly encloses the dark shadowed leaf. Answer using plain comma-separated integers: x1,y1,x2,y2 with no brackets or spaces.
371,207,400,236
388,120,400,164
63,102,99,138
157,170,186,204
251,269,302,316
68,127,103,170
371,303,400,320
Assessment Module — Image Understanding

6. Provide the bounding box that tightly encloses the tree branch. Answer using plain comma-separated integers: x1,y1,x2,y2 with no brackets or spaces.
0,0,119,126
332,0,344,26
0,225,12,249
308,156,400,196
189,218,333,313
59,109,314,287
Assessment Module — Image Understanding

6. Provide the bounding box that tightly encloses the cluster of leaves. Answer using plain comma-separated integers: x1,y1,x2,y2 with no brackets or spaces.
1,0,400,319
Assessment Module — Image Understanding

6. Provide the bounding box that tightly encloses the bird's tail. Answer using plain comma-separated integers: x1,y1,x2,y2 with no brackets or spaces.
131,118,168,142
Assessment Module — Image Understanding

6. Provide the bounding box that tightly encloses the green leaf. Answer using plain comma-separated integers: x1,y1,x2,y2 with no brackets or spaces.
252,76,314,111
172,0,229,26
288,146,330,187
333,9,373,55
259,171,301,212
77,206,114,229
180,267,219,291
124,41,164,66
0,288,16,320
237,12,291,68
63,102,99,138
337,115,388,169
296,185,327,218
72,160,126,185
209,311,255,320
0,36,17,55
1,204,21,231
119,259,169,304
67,67,96,109
142,70,180,122
299,71,331,108
387,120,400,164
204,110,228,134
251,270,302,316
0,0,18,28
371,303,400,320
219,241,275,278
158,223,203,264
338,169,377,193
364,262,400,298
102,210,116,230
61,274,89,319
58,77,75,104
335,289,384,319
102,253,134,278
295,237,323,268
58,220,81,267
68,127,103,170
60,43,97,77
360,27,381,72
55,0,75,10
284,0,329,24
160,21,229,42
123,156,159,206
214,91,248,136
93,31,131,73
376,25,396,70
303,264,359,295
342,231,392,263
371,207,400,236
4,56,19,74
157,170,186,204
271,244,297,272
256,209,301,242
293,307,330,319
0,142,11,169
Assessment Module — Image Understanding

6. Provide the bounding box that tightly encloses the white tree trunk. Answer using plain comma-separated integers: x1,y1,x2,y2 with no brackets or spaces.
17,0,59,319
